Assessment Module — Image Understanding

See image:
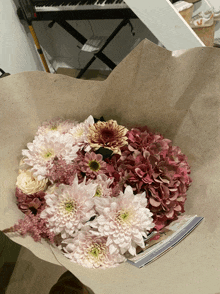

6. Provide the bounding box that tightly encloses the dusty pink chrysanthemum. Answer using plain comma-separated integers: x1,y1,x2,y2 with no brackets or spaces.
36,118,78,136
87,120,129,155
78,152,107,179
22,131,80,181
40,175,98,239
89,185,155,256
105,127,192,231
62,225,126,269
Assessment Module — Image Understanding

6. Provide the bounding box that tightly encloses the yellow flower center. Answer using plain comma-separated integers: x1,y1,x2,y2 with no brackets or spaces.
65,202,74,212
89,160,100,171
75,128,84,138
94,186,102,197
42,148,55,161
51,125,58,130
60,199,76,215
88,243,105,260
116,209,133,225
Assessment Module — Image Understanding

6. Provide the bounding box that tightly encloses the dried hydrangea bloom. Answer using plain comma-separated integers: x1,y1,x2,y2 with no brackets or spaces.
105,127,192,230
90,185,155,256
40,175,98,239
22,131,80,180
15,187,46,215
87,120,128,155
62,225,126,269
36,118,78,136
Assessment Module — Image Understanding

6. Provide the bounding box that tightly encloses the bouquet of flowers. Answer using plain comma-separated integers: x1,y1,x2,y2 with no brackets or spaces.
3,115,192,269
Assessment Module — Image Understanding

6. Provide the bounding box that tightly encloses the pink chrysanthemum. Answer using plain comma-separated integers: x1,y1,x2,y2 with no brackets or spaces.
69,115,94,151
22,131,80,180
40,175,98,239
62,225,126,269
87,174,115,198
36,118,78,136
78,152,107,179
89,185,155,256
105,127,192,231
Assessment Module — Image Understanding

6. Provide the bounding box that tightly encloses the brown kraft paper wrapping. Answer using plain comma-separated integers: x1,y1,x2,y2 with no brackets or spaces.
0,39,220,294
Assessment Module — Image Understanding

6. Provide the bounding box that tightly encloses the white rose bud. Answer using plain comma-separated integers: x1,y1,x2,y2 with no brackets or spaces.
16,169,48,195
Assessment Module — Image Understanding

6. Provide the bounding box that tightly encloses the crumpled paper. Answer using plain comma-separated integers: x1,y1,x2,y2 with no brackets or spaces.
1,39,220,294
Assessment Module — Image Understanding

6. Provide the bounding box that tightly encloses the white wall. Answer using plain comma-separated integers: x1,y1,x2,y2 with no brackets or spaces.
0,0,44,74
0,0,158,74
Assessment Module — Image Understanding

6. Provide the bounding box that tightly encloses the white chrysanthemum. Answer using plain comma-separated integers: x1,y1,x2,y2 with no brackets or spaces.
87,174,114,198
62,225,126,269
90,186,155,256
69,115,94,151
36,118,78,136
22,131,80,180
40,176,98,239
16,169,48,194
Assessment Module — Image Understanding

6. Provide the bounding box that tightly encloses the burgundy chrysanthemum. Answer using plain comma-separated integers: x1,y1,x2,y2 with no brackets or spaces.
105,127,192,231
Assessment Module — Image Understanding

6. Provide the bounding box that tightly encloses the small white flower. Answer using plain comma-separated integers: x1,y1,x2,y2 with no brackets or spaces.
90,186,155,256
40,175,98,239
16,169,48,194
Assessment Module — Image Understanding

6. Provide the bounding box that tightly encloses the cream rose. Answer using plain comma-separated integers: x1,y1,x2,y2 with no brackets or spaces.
16,169,48,195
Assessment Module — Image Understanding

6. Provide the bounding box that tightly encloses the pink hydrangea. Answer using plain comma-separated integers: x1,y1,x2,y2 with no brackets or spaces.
105,127,192,231
15,187,46,215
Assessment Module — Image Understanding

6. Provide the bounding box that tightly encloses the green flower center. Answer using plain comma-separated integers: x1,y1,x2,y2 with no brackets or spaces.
94,186,102,197
88,243,105,260
42,148,55,160
121,212,129,220
65,202,74,212
51,125,58,130
90,247,100,258
89,160,100,171
116,209,133,225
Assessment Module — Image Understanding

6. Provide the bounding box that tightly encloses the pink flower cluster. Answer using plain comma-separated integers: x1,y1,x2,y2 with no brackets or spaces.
13,211,55,243
104,127,192,230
